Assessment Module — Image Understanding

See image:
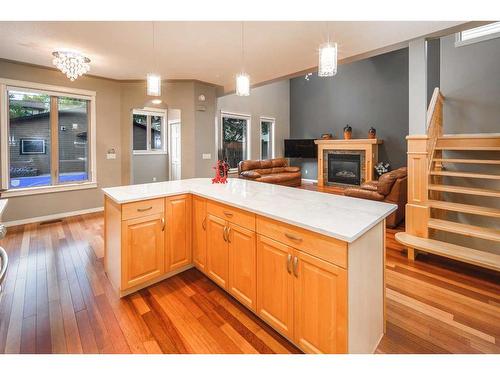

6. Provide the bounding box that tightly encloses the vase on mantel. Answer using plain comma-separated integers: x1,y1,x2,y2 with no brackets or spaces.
368,126,377,139
343,124,352,140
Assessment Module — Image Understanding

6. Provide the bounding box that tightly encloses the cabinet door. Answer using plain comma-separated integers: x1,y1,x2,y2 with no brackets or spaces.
293,250,347,354
165,194,192,272
228,223,256,310
122,213,165,289
256,235,294,339
192,196,207,272
206,214,228,288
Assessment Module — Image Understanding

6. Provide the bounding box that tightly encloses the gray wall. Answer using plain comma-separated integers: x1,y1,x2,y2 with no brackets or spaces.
290,48,409,180
440,34,500,133
217,80,290,162
195,82,218,177
427,38,441,106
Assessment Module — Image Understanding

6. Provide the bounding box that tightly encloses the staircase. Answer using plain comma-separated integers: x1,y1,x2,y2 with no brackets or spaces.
395,88,500,272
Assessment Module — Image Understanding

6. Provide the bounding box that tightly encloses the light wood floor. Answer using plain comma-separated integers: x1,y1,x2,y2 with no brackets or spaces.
0,212,499,354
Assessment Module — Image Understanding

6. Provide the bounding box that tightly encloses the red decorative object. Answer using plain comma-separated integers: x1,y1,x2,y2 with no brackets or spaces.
212,160,230,184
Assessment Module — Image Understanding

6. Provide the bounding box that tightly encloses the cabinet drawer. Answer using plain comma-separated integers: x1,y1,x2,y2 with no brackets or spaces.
256,216,347,269
122,198,164,221
206,200,255,231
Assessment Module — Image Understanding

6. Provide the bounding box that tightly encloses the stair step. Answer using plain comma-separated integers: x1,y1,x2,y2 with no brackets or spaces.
428,218,500,242
395,233,500,272
433,158,500,165
435,146,500,151
428,184,500,198
440,133,500,139
428,200,500,218
429,171,500,180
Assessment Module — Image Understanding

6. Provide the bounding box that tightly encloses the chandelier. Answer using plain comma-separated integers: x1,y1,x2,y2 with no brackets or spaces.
52,51,91,81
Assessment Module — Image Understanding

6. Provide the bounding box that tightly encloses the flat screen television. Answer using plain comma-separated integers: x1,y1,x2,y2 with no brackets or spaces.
284,139,317,158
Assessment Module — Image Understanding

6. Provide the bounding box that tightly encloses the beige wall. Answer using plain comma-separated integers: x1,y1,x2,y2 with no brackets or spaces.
0,60,122,222
216,80,290,161
0,61,220,222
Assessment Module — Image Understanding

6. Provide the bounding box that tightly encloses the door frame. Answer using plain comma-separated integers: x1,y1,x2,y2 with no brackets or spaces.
168,113,181,181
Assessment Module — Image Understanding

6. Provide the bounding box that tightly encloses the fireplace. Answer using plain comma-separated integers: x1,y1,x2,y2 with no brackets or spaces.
328,154,361,186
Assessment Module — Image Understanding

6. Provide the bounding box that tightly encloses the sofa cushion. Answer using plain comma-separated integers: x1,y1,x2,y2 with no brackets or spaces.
258,172,301,184
240,170,261,179
344,188,385,201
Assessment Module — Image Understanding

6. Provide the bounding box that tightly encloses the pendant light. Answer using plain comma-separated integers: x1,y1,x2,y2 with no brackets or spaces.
147,22,161,97
236,22,250,96
318,22,338,77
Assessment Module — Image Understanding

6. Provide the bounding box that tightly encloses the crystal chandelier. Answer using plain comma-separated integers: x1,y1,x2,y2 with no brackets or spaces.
318,42,338,77
52,51,91,81
236,22,250,96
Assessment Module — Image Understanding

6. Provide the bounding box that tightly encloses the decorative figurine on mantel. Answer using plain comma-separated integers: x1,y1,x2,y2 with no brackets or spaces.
321,133,334,140
343,124,352,140
368,126,377,139
212,159,230,184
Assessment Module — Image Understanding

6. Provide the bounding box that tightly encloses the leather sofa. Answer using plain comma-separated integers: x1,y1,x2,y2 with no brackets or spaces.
238,158,302,187
344,167,407,228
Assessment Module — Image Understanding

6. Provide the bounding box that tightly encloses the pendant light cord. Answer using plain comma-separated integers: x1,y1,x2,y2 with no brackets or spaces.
241,22,245,72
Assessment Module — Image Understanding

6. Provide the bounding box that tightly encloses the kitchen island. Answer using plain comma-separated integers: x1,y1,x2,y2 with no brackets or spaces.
103,178,396,354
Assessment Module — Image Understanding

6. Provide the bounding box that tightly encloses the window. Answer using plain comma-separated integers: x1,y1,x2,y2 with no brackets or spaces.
456,22,500,47
219,112,250,170
132,109,167,154
0,79,96,196
260,117,275,160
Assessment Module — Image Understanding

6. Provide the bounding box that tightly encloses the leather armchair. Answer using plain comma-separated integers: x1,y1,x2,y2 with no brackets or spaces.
344,167,407,228
238,158,302,187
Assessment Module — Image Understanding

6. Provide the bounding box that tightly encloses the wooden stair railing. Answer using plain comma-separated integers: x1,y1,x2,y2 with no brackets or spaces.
397,87,500,272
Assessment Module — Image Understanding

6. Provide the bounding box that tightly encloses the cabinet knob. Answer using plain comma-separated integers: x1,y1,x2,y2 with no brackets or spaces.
161,218,165,232
285,233,302,242
286,253,292,274
223,226,228,242
137,206,153,212
227,227,231,243
202,217,206,230
223,211,234,218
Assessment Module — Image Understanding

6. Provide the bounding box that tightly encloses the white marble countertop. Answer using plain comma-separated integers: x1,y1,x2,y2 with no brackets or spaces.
102,178,397,243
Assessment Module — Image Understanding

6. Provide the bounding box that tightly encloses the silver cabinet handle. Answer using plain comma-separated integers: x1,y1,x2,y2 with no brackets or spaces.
202,217,207,230
293,256,299,277
285,233,302,242
161,217,165,232
137,206,153,212
286,253,292,274
223,210,234,217
227,227,231,243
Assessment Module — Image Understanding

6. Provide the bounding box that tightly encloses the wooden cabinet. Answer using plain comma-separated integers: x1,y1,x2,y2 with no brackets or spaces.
228,223,256,310
256,235,294,339
192,196,207,272
165,195,192,272
293,250,347,354
121,213,165,289
206,214,229,288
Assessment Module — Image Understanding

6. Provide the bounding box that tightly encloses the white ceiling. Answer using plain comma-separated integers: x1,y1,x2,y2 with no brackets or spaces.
0,21,464,91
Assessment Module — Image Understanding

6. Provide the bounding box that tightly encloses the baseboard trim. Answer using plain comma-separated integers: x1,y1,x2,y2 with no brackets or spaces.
301,178,318,184
3,206,104,227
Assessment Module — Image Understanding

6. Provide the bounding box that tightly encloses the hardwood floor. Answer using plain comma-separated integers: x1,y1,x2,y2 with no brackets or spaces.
0,212,499,354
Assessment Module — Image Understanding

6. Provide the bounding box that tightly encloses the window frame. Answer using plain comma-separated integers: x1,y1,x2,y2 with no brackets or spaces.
132,108,167,155
259,116,275,160
0,78,97,198
219,111,251,172
455,22,500,47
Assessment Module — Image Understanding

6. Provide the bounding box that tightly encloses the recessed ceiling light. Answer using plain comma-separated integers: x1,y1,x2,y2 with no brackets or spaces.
151,99,162,105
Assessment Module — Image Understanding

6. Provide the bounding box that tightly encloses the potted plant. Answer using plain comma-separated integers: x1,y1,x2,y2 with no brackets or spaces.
343,124,352,140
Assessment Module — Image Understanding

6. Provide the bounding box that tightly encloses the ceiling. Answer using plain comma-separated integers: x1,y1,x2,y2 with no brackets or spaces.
0,21,465,92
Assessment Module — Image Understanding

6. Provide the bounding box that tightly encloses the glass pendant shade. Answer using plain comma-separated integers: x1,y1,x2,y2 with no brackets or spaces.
147,74,161,96
235,73,250,96
318,42,338,77
52,51,90,81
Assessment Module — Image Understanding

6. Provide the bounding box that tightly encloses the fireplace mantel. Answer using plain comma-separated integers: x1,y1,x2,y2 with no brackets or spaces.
314,139,383,187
